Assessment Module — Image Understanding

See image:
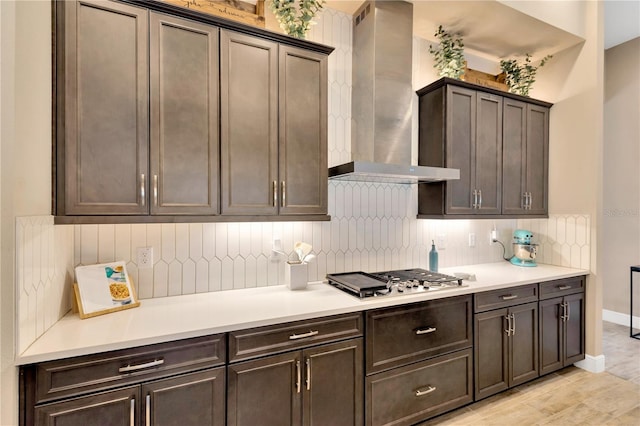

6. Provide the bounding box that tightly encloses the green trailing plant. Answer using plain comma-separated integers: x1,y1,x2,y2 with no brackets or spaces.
428,25,465,79
269,0,325,39
499,54,552,97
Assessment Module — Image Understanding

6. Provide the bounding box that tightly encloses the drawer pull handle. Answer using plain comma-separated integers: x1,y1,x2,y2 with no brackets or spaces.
119,359,165,373
501,294,518,300
130,398,135,426
415,327,437,335
415,385,437,397
289,330,319,340
558,285,572,290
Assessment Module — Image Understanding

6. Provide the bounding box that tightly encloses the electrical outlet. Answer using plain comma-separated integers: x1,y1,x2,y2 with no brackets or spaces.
468,233,476,247
437,234,446,250
490,227,498,243
137,247,153,269
271,238,284,262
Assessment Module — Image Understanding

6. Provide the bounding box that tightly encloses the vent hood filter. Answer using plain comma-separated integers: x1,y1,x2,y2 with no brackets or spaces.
328,0,459,184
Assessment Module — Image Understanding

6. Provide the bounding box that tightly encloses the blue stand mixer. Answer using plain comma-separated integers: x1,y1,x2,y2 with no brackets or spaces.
510,229,538,267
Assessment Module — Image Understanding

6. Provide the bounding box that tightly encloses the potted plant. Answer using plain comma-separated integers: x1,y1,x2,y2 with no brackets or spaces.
499,54,552,97
428,25,465,80
269,0,325,39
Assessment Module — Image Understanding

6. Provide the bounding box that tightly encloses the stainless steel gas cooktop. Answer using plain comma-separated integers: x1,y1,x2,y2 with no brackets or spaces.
326,268,466,299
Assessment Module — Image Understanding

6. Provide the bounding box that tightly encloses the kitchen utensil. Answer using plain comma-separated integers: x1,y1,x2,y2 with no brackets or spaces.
294,242,312,263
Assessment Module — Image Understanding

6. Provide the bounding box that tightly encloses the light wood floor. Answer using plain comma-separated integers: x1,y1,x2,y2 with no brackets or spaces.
420,321,640,425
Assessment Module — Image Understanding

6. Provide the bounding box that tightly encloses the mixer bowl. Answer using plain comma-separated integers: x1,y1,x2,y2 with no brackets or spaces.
512,243,538,260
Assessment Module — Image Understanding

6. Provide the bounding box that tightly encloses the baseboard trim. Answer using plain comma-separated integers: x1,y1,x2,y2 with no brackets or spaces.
602,309,640,329
574,354,606,373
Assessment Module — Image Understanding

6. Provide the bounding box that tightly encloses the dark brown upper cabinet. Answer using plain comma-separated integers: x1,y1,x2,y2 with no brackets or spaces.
149,12,219,215
54,0,332,224
58,0,150,216
502,99,549,216
417,78,552,219
220,32,328,217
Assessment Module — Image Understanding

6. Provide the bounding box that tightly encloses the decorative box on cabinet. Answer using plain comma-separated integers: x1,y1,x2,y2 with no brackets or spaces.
474,285,539,400
364,295,473,426
20,334,226,426
539,276,586,375
227,313,364,426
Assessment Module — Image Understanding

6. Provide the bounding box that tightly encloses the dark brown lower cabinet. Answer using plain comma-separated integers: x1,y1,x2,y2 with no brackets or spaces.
33,367,225,426
539,292,585,375
474,302,539,400
366,349,473,426
227,338,363,426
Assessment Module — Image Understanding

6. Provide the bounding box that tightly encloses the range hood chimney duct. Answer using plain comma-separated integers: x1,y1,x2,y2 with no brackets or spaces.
328,0,459,184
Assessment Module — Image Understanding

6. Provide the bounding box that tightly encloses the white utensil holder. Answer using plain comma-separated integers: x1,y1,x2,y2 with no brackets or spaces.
285,262,308,290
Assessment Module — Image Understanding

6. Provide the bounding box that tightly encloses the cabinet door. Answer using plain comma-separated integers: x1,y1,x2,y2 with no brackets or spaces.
278,45,328,215
220,31,278,215
564,292,585,365
525,104,549,215
502,100,549,215
62,0,149,215
142,367,225,426
149,13,219,215
474,92,502,214
445,86,476,214
303,339,363,426
34,386,138,426
227,352,302,426
502,98,528,215
509,302,539,387
474,308,509,400
539,297,564,375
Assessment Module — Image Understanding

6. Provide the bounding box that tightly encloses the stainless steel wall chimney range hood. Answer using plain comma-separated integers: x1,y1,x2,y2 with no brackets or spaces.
328,0,459,184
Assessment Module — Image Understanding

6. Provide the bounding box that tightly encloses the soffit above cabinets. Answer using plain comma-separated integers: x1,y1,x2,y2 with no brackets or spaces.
326,0,584,61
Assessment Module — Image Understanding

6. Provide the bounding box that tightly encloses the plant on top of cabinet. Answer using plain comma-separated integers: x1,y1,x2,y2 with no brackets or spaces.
269,0,325,39
499,54,552,97
428,25,465,79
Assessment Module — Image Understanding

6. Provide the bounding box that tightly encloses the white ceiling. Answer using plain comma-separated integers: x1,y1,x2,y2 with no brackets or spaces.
326,0,640,55
604,0,640,49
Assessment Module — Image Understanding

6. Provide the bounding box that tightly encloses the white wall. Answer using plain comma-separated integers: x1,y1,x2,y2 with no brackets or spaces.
603,37,640,319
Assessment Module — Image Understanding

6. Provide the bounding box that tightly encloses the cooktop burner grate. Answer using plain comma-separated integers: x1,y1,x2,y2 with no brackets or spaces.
326,268,464,298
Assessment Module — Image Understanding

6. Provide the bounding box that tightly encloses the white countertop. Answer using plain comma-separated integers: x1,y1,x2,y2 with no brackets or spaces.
16,262,588,365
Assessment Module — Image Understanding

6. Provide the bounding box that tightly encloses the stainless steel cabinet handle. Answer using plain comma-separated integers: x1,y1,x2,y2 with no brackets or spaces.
130,398,135,426
558,285,572,290
510,313,516,336
415,385,437,397
528,192,533,209
296,360,301,393
153,175,158,206
478,189,483,208
273,181,277,207
140,174,146,206
306,358,311,391
415,327,437,335
566,301,571,321
145,394,150,426
522,192,527,209
289,330,319,340
505,314,511,336
472,189,477,208
281,181,286,207
119,359,165,373
501,294,518,300
560,302,567,321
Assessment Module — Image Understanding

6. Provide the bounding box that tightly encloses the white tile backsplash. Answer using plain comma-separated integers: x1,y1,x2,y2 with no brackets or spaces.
16,8,593,358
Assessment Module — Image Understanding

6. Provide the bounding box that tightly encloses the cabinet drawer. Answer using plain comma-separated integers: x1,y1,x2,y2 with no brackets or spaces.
228,312,363,362
31,334,225,404
366,295,472,374
474,284,538,312
366,348,473,426
539,276,585,300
